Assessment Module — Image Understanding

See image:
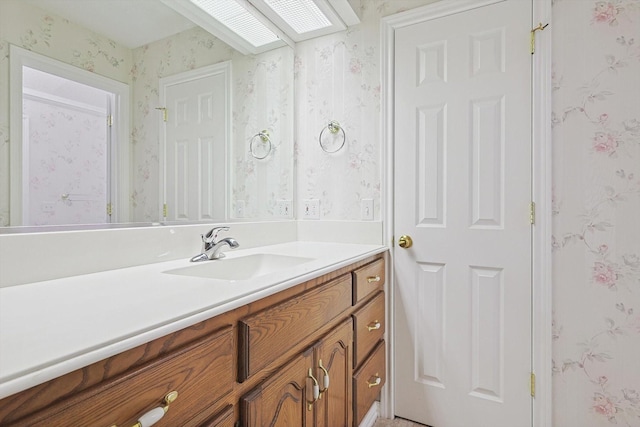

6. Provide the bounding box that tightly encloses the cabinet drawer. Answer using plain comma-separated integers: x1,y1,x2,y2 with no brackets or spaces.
239,274,352,381
352,259,385,304
353,340,386,427
353,291,385,367
199,404,235,427
10,327,234,427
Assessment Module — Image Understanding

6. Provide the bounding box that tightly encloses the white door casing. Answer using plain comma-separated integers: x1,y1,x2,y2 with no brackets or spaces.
392,1,534,426
159,62,231,222
9,45,130,225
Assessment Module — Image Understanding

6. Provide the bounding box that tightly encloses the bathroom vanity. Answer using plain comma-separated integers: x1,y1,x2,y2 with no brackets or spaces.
0,243,387,427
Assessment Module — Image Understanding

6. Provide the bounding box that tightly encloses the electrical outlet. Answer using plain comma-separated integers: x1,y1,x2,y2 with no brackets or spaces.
361,199,374,220
302,199,320,220
277,199,292,218
236,200,245,218
41,201,55,213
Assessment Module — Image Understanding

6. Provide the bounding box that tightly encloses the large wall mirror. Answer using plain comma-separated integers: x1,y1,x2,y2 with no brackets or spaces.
0,0,294,231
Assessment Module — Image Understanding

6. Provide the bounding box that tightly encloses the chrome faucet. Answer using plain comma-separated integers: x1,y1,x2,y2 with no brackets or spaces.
190,226,240,262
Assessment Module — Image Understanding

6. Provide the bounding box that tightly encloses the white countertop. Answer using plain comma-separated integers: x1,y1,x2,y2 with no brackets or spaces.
0,241,386,399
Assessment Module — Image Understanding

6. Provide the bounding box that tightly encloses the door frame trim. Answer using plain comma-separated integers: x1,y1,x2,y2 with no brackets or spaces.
9,45,130,225
380,1,553,426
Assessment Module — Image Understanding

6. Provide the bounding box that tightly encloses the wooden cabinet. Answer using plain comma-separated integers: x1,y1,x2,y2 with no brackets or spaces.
241,347,316,427
352,259,385,304
353,341,386,426
241,320,353,427
352,260,386,427
0,253,387,427
238,274,352,382
199,405,236,427
1,326,234,427
353,291,385,367
314,320,353,427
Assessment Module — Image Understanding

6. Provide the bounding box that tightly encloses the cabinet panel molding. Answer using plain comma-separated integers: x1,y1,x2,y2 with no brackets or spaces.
353,259,385,304
5,326,234,427
238,274,352,381
353,340,386,426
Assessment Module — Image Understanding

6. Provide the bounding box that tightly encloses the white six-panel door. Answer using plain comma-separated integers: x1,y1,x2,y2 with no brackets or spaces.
162,63,230,222
393,1,533,426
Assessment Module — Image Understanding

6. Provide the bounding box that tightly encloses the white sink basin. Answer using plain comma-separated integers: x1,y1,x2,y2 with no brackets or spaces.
163,254,314,280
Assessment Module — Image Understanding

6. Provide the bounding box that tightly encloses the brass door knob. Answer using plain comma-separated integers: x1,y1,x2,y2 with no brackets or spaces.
398,235,413,248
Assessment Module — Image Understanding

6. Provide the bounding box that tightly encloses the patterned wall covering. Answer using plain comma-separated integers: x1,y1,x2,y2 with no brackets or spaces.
0,0,130,226
231,48,294,219
0,0,293,225
130,30,293,222
294,0,436,220
552,0,640,425
23,97,107,225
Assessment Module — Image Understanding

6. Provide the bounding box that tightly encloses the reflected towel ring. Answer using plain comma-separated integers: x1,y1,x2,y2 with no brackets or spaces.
319,121,346,153
250,130,272,159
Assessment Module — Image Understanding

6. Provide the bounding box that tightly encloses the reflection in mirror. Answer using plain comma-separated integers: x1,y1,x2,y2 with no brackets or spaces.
159,62,230,222
0,0,294,230
10,46,130,226
22,67,113,225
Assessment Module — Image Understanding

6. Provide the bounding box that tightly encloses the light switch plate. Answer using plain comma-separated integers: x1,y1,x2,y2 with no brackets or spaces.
361,199,374,220
277,199,292,218
236,200,245,218
302,199,320,219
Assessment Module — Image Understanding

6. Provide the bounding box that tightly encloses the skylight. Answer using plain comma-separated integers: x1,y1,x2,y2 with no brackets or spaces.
189,0,280,48
161,0,359,54
263,0,332,34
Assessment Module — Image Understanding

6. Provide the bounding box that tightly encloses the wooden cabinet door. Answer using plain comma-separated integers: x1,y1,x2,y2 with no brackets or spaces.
314,319,353,427
241,347,315,427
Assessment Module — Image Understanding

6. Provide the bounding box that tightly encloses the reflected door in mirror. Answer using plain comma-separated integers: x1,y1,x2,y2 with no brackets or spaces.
162,63,230,222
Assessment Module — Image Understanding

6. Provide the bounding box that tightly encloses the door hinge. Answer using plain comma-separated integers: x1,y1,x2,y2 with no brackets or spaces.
530,372,536,397
529,201,536,225
107,115,113,127
106,203,113,216
163,203,168,218
530,22,549,54
156,107,168,122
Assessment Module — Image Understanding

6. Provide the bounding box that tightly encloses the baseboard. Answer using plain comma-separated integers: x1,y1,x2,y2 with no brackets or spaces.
359,401,380,427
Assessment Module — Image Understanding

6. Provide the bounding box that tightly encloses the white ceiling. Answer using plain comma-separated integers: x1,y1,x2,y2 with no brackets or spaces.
26,0,198,49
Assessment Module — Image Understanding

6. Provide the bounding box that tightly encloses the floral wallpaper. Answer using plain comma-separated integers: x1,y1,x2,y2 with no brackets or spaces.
129,26,237,222
0,0,130,227
23,97,107,225
551,0,640,425
231,47,294,219
131,30,293,221
294,0,436,220
0,0,293,225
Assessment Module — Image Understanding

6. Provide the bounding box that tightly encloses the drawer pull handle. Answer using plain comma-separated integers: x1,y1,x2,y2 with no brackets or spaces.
306,368,320,410
318,359,330,397
367,321,382,332
367,275,381,283
110,391,178,427
367,374,382,388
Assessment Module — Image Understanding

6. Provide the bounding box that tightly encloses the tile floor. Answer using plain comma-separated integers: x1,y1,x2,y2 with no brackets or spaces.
374,417,429,427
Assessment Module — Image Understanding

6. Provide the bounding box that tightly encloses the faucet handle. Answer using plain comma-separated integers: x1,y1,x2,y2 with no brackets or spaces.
202,226,230,243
